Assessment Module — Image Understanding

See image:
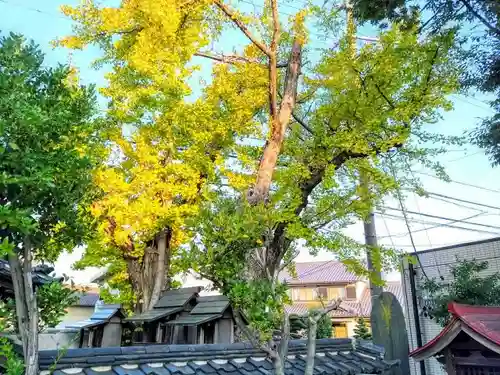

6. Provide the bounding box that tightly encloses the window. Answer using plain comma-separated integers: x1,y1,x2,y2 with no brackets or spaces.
292,288,300,301
345,286,356,300
317,287,328,299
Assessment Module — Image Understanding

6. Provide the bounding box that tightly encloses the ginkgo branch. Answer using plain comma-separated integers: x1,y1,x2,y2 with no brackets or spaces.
213,0,271,56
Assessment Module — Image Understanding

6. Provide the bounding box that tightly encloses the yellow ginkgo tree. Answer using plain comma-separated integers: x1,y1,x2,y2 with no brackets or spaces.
60,1,463,371
59,0,272,312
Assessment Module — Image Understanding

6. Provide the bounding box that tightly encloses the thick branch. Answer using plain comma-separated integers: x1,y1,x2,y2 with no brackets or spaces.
233,308,276,358
248,39,302,204
213,0,271,56
458,0,500,36
268,0,281,120
195,51,259,65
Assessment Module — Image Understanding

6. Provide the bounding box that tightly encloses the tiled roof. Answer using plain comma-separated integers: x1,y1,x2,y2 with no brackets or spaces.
279,261,361,285
124,307,184,323
76,292,100,307
66,304,124,329
285,282,404,318
125,287,202,323
410,302,500,361
191,295,230,315
0,260,63,289
39,338,399,374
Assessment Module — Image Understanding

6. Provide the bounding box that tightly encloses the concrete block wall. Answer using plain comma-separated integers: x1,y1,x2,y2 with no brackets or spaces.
401,237,500,375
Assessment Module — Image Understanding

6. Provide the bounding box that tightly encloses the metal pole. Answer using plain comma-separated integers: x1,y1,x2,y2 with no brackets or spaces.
408,262,427,375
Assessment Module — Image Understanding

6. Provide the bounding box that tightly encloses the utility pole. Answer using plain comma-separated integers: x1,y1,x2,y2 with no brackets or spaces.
344,0,383,298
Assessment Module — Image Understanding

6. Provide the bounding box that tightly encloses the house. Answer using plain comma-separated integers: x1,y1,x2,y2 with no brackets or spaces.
38,338,400,375
410,302,500,374
124,287,238,345
401,236,500,375
281,261,403,338
66,304,125,348
58,290,101,328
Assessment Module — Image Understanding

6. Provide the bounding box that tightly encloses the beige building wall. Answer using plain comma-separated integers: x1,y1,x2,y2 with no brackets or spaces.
58,306,94,328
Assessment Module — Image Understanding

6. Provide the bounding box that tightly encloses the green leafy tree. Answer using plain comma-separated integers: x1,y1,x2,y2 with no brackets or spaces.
353,317,372,340
0,33,102,375
421,258,500,326
61,0,461,373
351,0,499,164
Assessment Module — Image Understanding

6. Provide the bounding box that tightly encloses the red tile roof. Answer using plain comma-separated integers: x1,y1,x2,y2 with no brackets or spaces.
280,261,361,285
285,281,403,318
410,302,500,361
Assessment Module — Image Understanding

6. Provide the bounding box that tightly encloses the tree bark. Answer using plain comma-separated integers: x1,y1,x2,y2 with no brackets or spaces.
126,228,173,313
247,40,302,205
147,229,171,311
304,315,318,375
8,237,39,375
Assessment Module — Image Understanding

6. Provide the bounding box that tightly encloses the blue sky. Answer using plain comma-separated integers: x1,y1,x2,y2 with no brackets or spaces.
3,0,500,283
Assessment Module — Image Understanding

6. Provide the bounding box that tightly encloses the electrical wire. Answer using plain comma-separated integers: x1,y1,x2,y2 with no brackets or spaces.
412,171,500,194
425,192,500,211
381,206,500,231
379,212,498,237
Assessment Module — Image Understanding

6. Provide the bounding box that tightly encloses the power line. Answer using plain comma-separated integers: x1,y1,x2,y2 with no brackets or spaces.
425,192,500,211
451,94,494,113
412,170,500,194
425,194,485,212
389,160,429,279
381,206,500,231
379,212,499,237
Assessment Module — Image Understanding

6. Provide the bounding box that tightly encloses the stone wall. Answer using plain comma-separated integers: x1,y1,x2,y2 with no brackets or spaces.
3,328,81,351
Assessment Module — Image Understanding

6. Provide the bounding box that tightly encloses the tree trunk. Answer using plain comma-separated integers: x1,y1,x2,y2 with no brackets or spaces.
147,229,171,311
247,40,302,205
126,228,172,313
304,316,318,375
8,237,39,375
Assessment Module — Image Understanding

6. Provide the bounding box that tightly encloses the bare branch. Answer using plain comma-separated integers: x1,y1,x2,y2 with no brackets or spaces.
213,0,271,56
458,0,500,36
292,112,315,135
194,51,258,65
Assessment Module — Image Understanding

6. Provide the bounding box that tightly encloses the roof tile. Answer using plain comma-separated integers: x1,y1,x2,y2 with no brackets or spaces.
38,339,398,375
279,261,360,285
285,281,404,318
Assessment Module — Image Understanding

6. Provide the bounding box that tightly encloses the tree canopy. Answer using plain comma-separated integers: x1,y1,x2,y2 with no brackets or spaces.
0,32,102,375
59,0,463,372
352,0,499,164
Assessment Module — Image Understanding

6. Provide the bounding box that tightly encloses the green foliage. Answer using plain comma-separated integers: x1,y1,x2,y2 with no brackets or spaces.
421,258,500,326
0,32,102,259
0,282,78,332
37,282,78,331
289,310,332,339
353,317,372,340
313,310,333,339
0,307,24,375
351,0,499,164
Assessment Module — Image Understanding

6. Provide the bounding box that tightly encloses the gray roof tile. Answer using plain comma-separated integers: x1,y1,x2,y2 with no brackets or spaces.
167,314,222,326
124,307,183,323
38,339,398,375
